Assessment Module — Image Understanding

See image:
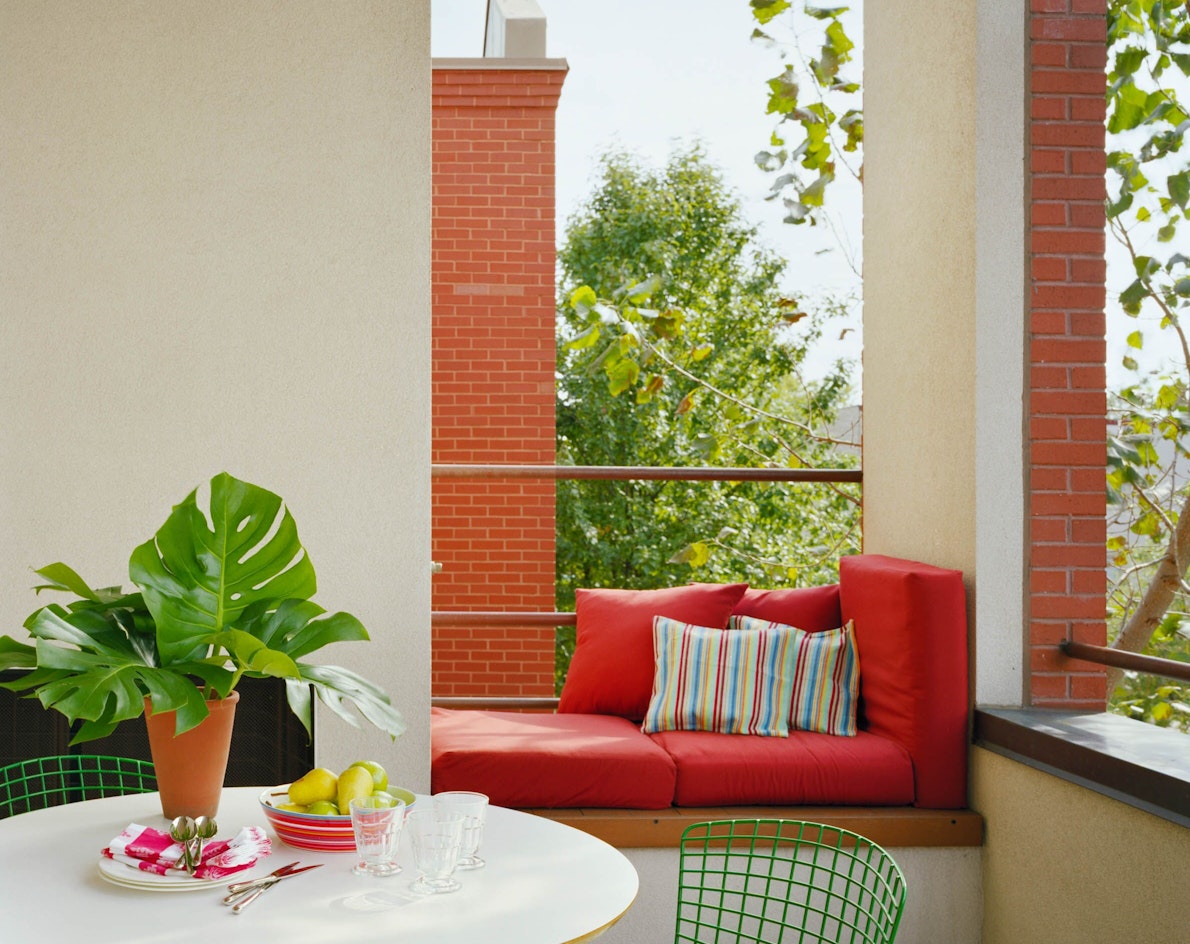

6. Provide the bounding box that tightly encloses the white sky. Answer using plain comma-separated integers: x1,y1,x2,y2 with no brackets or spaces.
431,0,865,381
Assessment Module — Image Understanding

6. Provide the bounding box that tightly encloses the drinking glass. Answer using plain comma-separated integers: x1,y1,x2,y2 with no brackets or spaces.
433,791,488,870
350,795,406,877
407,808,464,894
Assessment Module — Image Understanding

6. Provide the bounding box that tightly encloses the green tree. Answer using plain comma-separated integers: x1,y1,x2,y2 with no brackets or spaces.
555,147,858,687
1106,0,1190,729
749,1,862,228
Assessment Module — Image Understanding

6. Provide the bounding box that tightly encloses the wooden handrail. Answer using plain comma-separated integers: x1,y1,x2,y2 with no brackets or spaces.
432,611,577,626
433,696,560,710
432,464,861,483
1060,640,1190,683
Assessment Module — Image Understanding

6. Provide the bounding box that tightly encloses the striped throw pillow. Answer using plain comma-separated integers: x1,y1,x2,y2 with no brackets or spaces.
732,615,861,736
641,616,798,737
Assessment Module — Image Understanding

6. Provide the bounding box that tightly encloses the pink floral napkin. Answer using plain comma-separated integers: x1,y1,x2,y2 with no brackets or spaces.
102,823,271,879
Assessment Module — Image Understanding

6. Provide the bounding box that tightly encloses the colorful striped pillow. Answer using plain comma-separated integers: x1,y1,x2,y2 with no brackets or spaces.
641,616,798,737
732,615,861,736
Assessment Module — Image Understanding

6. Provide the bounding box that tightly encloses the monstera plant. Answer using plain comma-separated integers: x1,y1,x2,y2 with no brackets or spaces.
0,472,405,745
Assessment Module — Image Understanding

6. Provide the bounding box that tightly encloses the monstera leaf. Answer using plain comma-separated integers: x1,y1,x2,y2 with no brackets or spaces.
3,473,405,743
130,473,317,664
0,602,234,744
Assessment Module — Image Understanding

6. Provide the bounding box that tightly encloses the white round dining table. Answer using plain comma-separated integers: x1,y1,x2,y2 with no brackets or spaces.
0,785,638,944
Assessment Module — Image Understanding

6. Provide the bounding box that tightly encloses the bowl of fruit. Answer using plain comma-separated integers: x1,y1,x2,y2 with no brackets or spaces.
259,761,415,852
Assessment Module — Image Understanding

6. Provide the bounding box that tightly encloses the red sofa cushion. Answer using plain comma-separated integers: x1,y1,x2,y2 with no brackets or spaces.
732,584,842,631
650,728,914,806
431,708,677,809
839,554,969,808
558,583,748,720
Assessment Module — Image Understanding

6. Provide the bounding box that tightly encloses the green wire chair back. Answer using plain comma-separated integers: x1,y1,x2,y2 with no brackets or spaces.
676,819,907,944
0,755,157,819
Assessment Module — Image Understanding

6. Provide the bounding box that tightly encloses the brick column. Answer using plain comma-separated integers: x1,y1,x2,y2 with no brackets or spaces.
431,65,566,697
1028,0,1108,708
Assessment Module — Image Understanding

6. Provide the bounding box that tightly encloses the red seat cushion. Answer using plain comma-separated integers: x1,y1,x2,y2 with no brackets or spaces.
558,583,748,720
839,554,969,808
650,728,914,807
431,708,677,809
732,584,842,631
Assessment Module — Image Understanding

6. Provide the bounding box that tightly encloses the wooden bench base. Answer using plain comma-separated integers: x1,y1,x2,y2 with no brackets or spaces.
525,805,984,848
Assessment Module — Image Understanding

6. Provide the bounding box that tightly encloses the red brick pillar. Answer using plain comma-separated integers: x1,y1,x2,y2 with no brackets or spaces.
431,64,566,697
1028,0,1108,708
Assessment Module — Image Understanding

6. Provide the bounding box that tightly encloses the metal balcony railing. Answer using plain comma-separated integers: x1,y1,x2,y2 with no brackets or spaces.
1060,640,1190,683
431,463,862,704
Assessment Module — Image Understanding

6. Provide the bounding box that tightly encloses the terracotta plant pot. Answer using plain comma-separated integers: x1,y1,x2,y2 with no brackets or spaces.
144,690,239,820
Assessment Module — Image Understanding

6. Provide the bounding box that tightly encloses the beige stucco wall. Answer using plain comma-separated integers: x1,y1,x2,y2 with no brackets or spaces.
973,749,1190,943
0,1,432,784
862,0,978,578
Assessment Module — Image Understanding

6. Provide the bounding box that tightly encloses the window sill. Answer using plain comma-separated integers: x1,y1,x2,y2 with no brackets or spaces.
973,707,1190,828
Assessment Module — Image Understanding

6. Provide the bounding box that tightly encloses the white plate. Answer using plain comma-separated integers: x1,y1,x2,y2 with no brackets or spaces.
97,856,244,892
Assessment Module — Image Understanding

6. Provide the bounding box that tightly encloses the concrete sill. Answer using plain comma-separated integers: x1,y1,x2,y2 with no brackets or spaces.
974,707,1190,828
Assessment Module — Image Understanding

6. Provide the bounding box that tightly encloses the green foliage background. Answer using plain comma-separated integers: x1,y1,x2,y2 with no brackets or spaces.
553,147,859,688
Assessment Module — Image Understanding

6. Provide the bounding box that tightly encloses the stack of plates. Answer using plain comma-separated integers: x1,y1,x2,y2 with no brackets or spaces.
96,857,232,893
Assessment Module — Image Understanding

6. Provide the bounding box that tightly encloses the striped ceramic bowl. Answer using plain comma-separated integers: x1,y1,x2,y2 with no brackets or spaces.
259,785,416,852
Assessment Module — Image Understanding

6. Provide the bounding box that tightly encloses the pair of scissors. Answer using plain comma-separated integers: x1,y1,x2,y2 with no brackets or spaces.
221,861,323,914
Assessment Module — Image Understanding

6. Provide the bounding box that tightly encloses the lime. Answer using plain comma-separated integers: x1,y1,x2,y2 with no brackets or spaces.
307,800,340,816
348,760,388,794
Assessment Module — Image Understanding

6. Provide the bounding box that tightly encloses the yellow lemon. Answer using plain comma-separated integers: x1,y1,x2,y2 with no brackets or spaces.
349,760,389,794
337,764,374,812
288,767,338,807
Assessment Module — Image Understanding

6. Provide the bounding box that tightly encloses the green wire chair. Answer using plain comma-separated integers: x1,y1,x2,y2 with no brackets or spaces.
0,755,157,819
675,819,907,944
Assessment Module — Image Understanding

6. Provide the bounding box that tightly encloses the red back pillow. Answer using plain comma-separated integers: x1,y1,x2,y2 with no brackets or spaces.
558,583,749,720
732,584,842,632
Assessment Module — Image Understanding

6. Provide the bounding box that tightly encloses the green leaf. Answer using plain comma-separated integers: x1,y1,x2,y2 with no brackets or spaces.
238,599,369,661
800,170,835,207
1175,277,1190,296
1156,384,1182,410
625,275,662,302
805,5,849,19
1169,171,1190,208
565,324,601,351
1108,81,1150,133
1122,355,1139,371
766,66,800,116
0,635,38,673
1120,278,1149,314
690,342,714,362
1127,330,1144,349
606,358,640,396
129,473,318,664
750,0,792,26
29,563,107,602
668,542,710,567
754,150,787,172
568,285,598,312
825,20,854,62
296,663,405,742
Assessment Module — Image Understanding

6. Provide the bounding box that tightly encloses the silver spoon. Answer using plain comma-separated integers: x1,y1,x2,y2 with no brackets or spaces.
169,816,197,874
193,815,217,867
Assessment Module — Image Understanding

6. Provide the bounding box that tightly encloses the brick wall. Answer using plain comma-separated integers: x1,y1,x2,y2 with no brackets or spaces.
1028,0,1108,708
431,65,566,697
